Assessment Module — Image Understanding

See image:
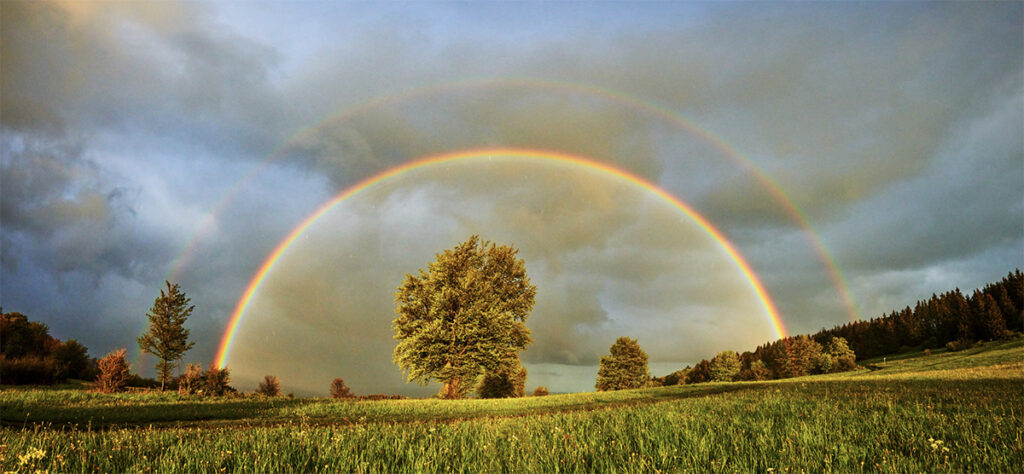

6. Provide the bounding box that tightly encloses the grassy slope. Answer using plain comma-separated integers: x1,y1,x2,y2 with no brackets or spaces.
2,339,1021,472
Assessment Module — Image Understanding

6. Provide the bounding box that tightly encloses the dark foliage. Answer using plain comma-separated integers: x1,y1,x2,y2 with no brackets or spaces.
477,359,527,398
201,366,233,396
330,377,353,399
257,375,281,396
0,355,59,385
0,311,94,385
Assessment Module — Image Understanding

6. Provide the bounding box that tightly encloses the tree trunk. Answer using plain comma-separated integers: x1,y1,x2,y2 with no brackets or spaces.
443,377,461,399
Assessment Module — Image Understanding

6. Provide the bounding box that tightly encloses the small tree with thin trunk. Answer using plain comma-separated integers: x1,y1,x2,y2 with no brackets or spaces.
330,377,352,399
137,281,196,391
95,348,131,393
257,375,280,396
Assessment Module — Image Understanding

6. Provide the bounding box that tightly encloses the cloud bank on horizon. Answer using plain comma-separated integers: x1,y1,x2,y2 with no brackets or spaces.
2,1,1020,395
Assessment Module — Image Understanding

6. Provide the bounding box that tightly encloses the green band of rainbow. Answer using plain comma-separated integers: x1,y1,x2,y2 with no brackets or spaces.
214,147,785,368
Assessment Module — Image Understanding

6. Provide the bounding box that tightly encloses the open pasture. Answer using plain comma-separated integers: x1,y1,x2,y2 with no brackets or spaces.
2,339,1021,472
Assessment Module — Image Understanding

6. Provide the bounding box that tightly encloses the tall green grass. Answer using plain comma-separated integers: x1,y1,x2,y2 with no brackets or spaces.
2,339,1021,472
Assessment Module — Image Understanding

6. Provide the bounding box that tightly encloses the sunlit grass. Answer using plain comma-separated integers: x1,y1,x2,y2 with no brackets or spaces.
2,339,1021,472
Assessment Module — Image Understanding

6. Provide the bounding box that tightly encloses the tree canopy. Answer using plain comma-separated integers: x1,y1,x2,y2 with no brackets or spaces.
392,235,536,399
137,281,196,391
596,337,649,391
709,350,741,382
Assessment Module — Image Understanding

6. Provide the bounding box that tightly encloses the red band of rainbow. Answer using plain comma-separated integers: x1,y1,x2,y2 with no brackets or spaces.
215,147,785,368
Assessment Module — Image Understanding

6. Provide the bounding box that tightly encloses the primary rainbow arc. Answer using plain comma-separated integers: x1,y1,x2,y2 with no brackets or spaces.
215,147,785,369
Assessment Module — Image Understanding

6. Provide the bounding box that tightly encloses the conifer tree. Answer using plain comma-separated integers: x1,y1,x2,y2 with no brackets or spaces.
137,281,196,391
977,294,1007,340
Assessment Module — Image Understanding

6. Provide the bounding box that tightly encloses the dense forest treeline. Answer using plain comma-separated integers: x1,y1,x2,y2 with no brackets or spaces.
660,270,1023,386
0,311,96,384
808,269,1023,359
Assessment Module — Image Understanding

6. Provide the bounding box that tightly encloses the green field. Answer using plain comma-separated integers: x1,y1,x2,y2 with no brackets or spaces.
2,339,1021,472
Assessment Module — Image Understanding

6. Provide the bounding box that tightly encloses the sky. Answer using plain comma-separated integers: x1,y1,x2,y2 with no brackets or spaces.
2,1,1021,396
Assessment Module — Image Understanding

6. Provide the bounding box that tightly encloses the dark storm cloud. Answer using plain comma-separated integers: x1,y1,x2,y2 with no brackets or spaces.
1,0,290,358
3,1,1020,392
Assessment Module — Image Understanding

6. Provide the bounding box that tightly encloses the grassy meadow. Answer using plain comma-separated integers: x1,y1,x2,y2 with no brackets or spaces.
2,339,1021,472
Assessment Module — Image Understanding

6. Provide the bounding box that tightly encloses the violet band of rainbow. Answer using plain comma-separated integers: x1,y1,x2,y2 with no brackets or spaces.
168,79,858,331
214,147,785,369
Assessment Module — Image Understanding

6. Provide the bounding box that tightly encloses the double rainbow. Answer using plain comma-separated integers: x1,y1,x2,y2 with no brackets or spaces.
214,147,785,368
169,79,859,327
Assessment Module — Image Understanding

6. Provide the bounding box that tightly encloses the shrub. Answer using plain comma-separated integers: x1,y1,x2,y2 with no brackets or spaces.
834,356,858,372
531,386,549,396
945,339,974,352
330,377,352,399
178,363,202,395
357,394,406,401
95,349,131,393
257,375,280,396
202,366,232,396
814,353,833,374
0,354,58,385
748,360,771,381
477,361,527,398
664,368,690,385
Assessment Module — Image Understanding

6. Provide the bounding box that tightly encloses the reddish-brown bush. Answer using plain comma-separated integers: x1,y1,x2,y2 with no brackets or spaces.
330,377,352,399
257,375,280,396
95,348,131,393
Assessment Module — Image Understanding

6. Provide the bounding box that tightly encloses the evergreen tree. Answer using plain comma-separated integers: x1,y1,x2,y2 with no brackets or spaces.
392,236,536,399
137,281,196,391
977,294,1007,340
596,337,649,391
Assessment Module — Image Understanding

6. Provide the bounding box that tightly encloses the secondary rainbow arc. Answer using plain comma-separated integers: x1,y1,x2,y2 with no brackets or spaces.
168,78,859,330
215,147,786,369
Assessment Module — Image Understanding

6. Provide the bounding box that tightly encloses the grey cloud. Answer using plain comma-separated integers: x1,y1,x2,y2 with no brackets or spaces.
3,1,1019,394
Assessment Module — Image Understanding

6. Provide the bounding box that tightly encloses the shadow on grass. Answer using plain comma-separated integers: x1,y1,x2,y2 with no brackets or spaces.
1,383,761,431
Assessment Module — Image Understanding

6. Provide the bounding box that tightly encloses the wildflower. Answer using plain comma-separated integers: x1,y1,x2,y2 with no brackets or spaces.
18,447,46,466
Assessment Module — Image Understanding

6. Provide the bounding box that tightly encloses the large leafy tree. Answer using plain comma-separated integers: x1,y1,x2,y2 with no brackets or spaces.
709,350,741,382
596,337,649,391
393,235,536,399
137,281,196,391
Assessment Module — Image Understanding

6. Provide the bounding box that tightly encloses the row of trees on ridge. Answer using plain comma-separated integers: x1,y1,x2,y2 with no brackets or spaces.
594,270,1021,391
